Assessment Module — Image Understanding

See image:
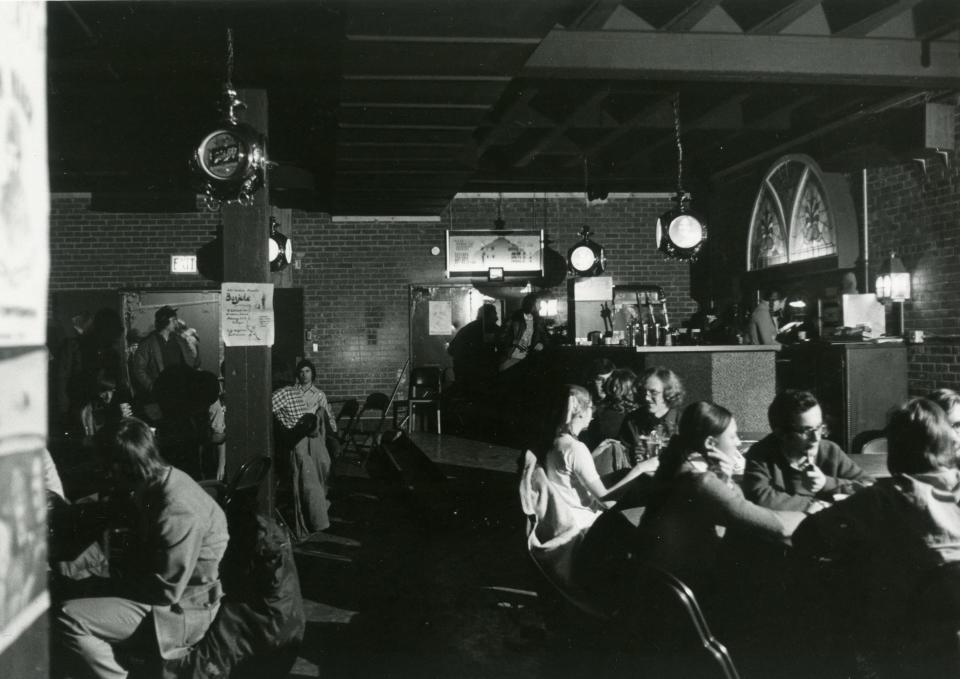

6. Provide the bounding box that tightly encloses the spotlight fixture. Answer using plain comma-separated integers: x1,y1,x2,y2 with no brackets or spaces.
656,94,706,261
268,216,292,272
567,225,605,276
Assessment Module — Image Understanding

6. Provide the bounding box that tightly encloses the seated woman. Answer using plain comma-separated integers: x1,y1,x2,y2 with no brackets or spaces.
792,397,960,677
619,366,684,464
582,369,636,474
584,357,616,405
637,401,804,596
541,384,651,532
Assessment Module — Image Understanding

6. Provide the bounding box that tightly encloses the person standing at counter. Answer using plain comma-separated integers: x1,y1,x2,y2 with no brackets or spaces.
747,289,781,347
619,367,684,462
497,293,548,372
742,390,872,513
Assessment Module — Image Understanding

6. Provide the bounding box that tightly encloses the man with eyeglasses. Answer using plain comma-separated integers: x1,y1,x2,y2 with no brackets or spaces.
742,389,872,513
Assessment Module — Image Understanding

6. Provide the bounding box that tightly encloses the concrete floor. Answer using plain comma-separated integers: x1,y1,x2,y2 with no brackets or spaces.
287,433,556,679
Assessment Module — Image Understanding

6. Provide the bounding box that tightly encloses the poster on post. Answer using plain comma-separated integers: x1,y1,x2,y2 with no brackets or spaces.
0,350,50,655
0,3,48,347
220,282,275,347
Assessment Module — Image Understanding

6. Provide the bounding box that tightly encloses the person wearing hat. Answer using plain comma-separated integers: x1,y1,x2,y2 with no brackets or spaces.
131,306,201,422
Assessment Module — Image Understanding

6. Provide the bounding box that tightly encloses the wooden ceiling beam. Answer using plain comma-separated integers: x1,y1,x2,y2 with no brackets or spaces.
514,87,609,167
345,34,541,45
564,95,675,167
523,29,959,87
341,102,491,110
833,0,925,38
747,0,823,35
568,0,623,30
660,0,724,32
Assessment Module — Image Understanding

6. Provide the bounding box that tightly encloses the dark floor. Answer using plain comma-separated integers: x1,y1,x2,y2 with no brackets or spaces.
287,433,556,679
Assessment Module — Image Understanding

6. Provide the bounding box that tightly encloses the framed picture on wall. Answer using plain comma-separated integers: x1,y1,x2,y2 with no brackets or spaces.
445,229,544,279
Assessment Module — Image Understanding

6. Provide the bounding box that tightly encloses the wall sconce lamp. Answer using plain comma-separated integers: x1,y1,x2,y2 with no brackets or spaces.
268,216,292,272
656,94,706,261
875,251,911,336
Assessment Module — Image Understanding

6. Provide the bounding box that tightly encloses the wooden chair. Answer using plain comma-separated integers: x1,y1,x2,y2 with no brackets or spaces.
851,428,887,454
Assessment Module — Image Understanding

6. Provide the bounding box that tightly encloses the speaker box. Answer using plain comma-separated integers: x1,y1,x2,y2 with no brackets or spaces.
365,430,447,491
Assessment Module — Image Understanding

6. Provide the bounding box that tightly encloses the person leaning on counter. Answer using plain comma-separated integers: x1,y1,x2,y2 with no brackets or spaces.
742,389,873,513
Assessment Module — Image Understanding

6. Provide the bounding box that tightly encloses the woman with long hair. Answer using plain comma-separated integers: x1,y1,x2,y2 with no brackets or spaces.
638,401,803,593
538,384,649,532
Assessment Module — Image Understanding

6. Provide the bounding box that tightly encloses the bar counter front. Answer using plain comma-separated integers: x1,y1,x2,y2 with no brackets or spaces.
553,344,778,434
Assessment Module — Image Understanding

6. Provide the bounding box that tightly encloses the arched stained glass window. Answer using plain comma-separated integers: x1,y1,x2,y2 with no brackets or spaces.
747,154,837,271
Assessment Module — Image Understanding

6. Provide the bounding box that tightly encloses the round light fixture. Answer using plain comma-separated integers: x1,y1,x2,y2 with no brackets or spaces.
656,193,707,261
268,217,293,272
567,226,605,276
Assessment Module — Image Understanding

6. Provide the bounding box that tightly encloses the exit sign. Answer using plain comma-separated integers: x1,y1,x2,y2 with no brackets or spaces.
170,255,197,274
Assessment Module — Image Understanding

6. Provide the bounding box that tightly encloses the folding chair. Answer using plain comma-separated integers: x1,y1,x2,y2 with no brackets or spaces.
200,455,272,514
345,392,391,463
335,398,361,456
408,366,442,434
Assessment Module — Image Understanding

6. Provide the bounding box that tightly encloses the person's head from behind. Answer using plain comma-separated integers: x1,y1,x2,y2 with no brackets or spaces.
478,304,499,326
639,366,685,417
887,398,956,475
553,384,594,438
102,417,168,490
603,368,636,408
586,358,615,401
927,389,960,439
660,401,741,478
769,389,824,463
296,359,316,387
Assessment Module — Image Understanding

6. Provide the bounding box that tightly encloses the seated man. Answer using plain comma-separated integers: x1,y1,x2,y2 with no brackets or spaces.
792,397,960,677
55,418,228,678
742,389,872,512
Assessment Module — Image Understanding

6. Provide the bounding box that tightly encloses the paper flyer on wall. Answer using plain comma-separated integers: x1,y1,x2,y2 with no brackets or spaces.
0,4,48,347
220,282,275,347
0,350,50,654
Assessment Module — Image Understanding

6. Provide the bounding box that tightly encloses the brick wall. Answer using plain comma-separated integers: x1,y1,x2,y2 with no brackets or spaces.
49,193,695,400
866,104,960,395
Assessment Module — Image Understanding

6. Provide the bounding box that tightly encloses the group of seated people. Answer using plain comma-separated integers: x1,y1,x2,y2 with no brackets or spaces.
524,362,960,678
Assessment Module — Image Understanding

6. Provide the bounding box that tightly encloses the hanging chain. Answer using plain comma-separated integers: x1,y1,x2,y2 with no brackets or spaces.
673,93,683,195
583,157,590,206
225,28,235,89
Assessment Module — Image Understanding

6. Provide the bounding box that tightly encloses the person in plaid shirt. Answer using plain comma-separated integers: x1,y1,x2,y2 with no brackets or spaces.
272,373,329,540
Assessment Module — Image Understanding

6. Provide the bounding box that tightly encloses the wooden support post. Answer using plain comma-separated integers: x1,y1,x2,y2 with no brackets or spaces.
222,89,274,512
